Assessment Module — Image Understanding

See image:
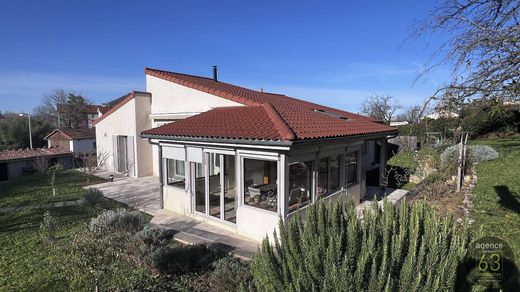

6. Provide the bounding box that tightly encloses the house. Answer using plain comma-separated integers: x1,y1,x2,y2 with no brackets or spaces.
94,67,398,241
44,128,97,155
0,147,72,181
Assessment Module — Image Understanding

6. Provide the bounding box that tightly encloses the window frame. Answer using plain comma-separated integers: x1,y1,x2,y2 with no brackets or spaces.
345,151,359,186
165,158,186,188
240,154,280,214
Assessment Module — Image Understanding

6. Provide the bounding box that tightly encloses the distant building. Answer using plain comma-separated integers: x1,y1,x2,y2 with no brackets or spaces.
0,147,72,181
44,128,96,155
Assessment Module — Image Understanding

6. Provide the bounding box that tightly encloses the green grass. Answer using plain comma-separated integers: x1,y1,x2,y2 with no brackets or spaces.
388,151,416,169
0,205,96,290
0,170,152,291
0,170,106,209
471,137,520,270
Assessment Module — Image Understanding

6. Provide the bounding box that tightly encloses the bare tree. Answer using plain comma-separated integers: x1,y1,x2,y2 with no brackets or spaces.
33,89,68,127
414,0,520,104
398,105,423,123
76,151,110,183
360,94,401,124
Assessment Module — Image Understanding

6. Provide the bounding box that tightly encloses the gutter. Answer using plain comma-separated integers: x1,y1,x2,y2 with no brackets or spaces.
147,139,164,209
140,134,293,147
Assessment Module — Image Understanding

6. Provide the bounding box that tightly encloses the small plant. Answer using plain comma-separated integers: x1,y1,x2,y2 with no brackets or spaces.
468,144,499,162
210,257,253,292
39,210,58,242
46,163,64,196
82,188,105,209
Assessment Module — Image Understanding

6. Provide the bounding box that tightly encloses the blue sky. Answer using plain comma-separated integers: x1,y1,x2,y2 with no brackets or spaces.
0,0,447,114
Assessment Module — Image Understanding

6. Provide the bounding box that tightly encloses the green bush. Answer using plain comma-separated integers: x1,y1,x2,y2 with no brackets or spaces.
146,243,220,275
88,209,144,234
440,144,499,172
251,200,469,291
210,257,253,292
461,106,519,137
39,210,59,242
82,188,105,209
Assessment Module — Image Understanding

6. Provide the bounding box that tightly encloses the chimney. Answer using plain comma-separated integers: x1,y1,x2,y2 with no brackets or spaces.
212,65,218,82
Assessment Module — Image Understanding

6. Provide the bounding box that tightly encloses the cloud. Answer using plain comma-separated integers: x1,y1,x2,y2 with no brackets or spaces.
0,71,143,112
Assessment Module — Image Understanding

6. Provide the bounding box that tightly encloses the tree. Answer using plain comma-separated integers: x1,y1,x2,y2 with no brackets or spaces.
60,94,90,129
251,200,470,291
0,114,53,150
47,163,64,196
415,0,520,104
397,105,423,123
360,94,401,124
34,89,68,127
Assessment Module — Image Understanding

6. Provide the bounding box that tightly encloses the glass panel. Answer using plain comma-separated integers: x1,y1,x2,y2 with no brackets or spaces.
208,153,221,218
166,159,185,188
224,155,236,223
346,152,358,185
330,155,341,192
243,159,277,212
288,161,311,213
194,162,205,213
317,158,329,199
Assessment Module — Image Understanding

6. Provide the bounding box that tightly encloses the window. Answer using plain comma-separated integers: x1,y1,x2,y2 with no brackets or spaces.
346,152,358,185
288,161,312,213
243,158,277,212
317,155,342,199
330,155,341,192
166,159,185,188
317,158,328,198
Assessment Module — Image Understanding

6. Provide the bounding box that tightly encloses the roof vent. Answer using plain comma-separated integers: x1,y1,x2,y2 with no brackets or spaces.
313,109,348,120
212,65,218,82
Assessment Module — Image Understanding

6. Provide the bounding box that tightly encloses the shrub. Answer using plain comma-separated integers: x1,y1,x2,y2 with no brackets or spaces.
210,257,252,292
146,243,219,275
251,200,469,291
88,209,144,234
440,144,499,171
135,227,175,248
82,188,105,209
39,210,58,242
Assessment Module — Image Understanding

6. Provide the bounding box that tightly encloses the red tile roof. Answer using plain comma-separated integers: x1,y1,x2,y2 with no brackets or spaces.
142,68,397,142
57,104,106,114
44,128,96,140
0,147,72,162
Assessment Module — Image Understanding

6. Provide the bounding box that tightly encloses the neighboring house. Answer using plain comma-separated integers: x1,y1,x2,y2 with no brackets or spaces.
94,67,398,241
57,104,110,129
44,128,97,155
0,147,72,181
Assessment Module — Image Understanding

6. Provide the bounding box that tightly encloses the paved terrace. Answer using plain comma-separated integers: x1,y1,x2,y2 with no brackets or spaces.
84,170,259,259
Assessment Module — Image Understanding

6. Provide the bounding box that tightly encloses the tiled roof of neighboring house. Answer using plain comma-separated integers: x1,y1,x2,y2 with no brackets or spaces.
0,147,72,162
44,128,96,140
142,67,397,142
57,104,106,114
92,91,151,126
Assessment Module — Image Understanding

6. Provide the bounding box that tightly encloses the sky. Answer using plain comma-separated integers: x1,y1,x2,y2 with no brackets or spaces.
0,0,449,114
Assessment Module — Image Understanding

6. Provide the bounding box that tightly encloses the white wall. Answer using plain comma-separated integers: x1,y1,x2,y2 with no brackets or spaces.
96,94,153,177
146,75,244,177
71,139,96,154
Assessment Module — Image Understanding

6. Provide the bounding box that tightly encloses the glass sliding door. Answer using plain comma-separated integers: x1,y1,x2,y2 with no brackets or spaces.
223,155,236,223
208,153,222,218
192,162,205,213
192,152,236,224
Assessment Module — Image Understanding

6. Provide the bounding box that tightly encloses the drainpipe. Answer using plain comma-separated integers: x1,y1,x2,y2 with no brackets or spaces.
148,139,164,209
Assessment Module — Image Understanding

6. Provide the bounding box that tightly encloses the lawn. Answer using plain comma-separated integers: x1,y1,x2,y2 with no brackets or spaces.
0,170,106,209
0,170,150,291
471,137,520,270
